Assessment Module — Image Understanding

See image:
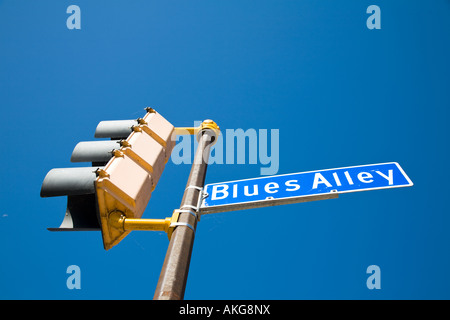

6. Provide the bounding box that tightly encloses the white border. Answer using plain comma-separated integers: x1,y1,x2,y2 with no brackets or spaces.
201,162,413,210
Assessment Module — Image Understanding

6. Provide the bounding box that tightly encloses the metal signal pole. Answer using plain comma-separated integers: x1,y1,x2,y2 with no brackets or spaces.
153,120,219,300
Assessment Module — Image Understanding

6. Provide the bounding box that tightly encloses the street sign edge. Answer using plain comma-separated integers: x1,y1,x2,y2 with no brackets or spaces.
200,162,414,211
203,161,412,188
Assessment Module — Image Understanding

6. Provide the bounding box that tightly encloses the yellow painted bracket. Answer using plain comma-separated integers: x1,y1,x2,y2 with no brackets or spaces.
108,210,181,240
102,118,219,248
174,119,220,137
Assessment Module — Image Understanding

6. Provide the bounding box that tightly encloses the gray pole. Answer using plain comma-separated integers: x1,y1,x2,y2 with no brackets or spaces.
153,125,217,300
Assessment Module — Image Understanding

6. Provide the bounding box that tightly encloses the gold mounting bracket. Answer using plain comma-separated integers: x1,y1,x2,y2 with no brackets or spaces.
107,210,183,240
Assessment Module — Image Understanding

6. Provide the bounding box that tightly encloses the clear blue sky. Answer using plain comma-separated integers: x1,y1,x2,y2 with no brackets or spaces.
1,0,449,299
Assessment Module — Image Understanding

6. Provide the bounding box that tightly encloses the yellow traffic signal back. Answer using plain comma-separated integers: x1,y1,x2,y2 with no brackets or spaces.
41,108,176,250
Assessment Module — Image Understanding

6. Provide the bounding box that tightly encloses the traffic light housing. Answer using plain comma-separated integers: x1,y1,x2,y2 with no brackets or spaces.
41,108,176,250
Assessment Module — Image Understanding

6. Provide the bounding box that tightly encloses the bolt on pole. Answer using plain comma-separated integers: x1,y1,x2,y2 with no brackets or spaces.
153,121,218,300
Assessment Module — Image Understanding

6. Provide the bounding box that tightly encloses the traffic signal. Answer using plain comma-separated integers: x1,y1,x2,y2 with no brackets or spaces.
41,108,176,250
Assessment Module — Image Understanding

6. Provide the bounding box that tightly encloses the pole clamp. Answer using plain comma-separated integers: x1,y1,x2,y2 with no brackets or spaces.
185,185,203,192
175,208,198,219
169,222,195,233
167,210,196,239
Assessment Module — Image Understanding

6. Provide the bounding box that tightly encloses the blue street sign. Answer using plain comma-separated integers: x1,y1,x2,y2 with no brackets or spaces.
200,162,413,214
